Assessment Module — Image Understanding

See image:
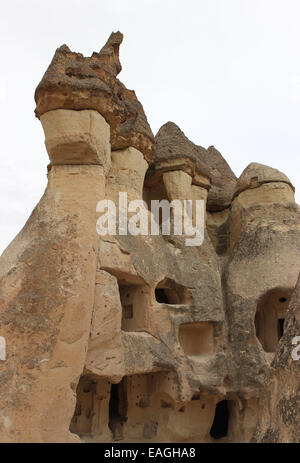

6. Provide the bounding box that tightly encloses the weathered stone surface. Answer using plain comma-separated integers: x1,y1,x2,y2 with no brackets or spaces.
0,165,106,442
253,271,300,442
108,147,148,202
0,32,299,443
149,122,236,211
163,170,192,201
35,32,154,163
234,162,295,199
229,165,296,251
225,202,300,390
41,109,111,169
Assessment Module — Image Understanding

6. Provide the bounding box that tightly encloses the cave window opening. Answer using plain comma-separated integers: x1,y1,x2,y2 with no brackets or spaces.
108,380,127,441
210,400,229,440
118,281,149,331
278,318,285,339
155,288,170,304
155,278,191,305
69,375,102,439
255,289,291,353
179,322,214,356
109,384,121,422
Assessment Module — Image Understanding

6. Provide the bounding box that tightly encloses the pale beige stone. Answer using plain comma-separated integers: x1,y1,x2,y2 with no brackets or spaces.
234,162,294,198
41,109,111,171
163,170,192,201
107,147,148,203
0,164,106,442
0,33,299,445
235,182,294,207
229,182,295,250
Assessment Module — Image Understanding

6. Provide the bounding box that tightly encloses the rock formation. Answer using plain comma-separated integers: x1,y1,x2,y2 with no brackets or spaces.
35,32,154,163
0,32,299,443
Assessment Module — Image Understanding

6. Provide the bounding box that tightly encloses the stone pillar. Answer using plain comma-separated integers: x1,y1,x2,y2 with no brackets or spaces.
106,147,148,203
40,109,111,170
229,182,295,251
163,170,208,229
0,109,110,442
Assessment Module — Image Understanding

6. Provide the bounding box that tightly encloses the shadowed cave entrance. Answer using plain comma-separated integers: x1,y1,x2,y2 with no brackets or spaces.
155,278,192,305
69,372,177,441
255,288,291,352
69,375,102,438
155,288,169,304
108,380,128,441
70,375,128,441
210,400,229,440
70,374,242,442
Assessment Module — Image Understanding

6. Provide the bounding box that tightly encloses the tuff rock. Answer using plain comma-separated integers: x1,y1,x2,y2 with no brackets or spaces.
0,33,299,443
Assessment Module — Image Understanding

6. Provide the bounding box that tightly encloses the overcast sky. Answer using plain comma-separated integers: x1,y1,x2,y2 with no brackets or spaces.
1,0,300,254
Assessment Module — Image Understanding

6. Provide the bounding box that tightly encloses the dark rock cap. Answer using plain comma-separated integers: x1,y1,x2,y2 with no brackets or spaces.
152,122,237,211
35,32,154,163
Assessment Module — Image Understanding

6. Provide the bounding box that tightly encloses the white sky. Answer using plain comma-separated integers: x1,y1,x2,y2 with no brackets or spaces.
1,0,300,255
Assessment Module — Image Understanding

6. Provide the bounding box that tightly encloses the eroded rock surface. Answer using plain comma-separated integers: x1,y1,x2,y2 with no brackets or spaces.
35,32,154,163
0,32,299,443
150,122,237,211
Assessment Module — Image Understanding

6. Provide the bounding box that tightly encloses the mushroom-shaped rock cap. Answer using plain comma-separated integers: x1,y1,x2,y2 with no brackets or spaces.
234,162,295,198
35,32,154,163
150,122,236,211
